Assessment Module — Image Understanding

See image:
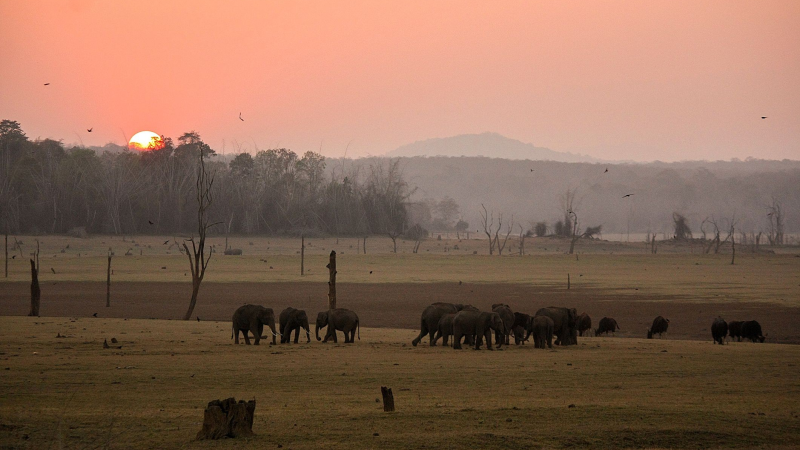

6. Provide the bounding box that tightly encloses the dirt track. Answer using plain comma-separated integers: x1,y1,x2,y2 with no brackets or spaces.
2,281,798,344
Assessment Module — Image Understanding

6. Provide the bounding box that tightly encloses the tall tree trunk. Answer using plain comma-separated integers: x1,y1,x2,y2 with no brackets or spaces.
184,279,200,320
106,253,112,307
300,235,305,276
29,259,40,316
4,228,7,278
326,250,336,310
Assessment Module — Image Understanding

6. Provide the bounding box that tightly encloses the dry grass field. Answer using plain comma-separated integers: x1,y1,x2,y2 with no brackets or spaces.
1,317,799,450
1,235,799,449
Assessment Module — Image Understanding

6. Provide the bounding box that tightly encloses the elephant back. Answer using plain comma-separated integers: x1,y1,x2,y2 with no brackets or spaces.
453,310,481,334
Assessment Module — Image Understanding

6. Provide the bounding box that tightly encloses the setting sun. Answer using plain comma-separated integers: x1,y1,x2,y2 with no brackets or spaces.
128,131,164,151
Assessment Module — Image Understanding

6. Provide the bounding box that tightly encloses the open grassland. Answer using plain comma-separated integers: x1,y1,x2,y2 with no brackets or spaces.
2,235,799,305
0,317,799,450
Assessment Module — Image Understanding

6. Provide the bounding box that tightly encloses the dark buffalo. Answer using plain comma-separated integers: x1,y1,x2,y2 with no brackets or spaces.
647,316,669,339
711,317,728,345
595,317,619,336
577,313,592,337
728,321,743,342
512,312,531,345
741,320,765,343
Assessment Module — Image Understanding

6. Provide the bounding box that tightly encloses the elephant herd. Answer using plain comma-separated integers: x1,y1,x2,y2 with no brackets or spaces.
231,304,360,345
711,317,765,344
230,303,767,348
412,302,578,350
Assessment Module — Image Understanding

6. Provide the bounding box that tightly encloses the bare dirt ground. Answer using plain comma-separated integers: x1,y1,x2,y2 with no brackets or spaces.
2,281,798,344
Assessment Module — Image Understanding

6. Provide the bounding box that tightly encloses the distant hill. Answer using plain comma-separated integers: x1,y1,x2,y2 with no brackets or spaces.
386,132,598,163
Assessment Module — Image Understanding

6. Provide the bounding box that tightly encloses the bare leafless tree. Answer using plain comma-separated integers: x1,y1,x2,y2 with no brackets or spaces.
494,215,514,255
480,204,496,255
518,224,525,256
181,150,218,321
766,198,784,246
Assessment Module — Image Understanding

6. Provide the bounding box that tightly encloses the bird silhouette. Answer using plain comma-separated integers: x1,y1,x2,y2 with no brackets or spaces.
87,128,93,132
239,112,244,121
163,240,169,245
196,316,200,322
50,268,55,274
92,312,98,317
530,169,534,172
103,339,109,349
148,220,154,225
622,194,634,198
369,270,373,274
604,168,608,173
761,116,767,119
44,83,50,86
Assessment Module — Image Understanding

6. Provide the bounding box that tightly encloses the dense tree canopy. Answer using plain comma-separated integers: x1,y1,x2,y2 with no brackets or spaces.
0,122,410,237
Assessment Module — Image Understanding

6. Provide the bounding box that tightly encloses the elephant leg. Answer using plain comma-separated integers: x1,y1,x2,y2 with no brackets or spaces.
485,330,494,351
330,329,338,343
412,321,428,347
453,332,462,349
294,327,300,344
234,328,240,344
443,333,449,347
243,331,252,345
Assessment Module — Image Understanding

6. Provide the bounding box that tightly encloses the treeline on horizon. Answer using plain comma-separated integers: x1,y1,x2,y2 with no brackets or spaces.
0,120,411,238
1,120,797,242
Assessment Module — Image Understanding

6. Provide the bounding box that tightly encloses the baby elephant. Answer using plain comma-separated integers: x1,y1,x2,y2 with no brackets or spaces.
316,309,360,343
280,307,311,344
452,310,505,350
232,304,278,345
530,315,554,349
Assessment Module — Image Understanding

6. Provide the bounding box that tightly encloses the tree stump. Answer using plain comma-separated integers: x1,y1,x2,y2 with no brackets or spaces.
381,386,395,412
196,398,256,440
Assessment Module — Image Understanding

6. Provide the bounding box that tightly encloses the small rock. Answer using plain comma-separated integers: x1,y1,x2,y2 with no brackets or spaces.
373,433,379,437
506,418,512,422
111,338,118,344
568,404,576,408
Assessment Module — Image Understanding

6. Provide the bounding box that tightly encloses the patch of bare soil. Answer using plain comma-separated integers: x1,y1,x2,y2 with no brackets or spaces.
1,281,797,344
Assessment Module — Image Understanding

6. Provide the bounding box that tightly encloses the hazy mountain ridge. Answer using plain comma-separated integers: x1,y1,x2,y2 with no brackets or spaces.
332,156,800,236
386,132,599,163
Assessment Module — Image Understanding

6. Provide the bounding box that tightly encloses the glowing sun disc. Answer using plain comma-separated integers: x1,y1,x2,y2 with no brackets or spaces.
128,131,164,151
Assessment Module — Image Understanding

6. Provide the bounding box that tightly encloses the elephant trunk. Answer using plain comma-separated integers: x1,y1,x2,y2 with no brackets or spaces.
268,317,278,345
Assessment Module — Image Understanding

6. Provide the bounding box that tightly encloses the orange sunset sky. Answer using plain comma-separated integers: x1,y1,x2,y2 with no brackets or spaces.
1,0,798,161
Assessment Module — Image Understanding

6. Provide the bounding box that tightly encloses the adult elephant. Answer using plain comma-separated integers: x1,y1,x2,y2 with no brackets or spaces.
492,303,515,346
231,304,278,345
412,303,466,347
512,312,531,345
532,307,578,346
728,321,743,341
316,309,360,343
577,313,592,337
647,316,670,339
741,320,765,343
529,315,554,349
279,307,310,344
711,317,728,345
452,310,505,350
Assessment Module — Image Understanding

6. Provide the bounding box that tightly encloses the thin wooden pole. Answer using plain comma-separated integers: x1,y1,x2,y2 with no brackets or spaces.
106,251,112,307
567,273,570,290
326,251,336,310
4,228,7,278
300,235,305,276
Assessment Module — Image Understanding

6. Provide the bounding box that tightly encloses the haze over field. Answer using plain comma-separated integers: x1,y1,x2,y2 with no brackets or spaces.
1,1,798,161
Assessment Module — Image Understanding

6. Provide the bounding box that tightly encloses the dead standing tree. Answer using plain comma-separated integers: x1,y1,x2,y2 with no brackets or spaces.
480,204,496,255
28,240,40,316
766,198,784,246
181,150,217,321
326,250,336,309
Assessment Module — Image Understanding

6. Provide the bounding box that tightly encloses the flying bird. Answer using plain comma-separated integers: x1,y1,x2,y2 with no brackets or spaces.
92,312,98,318
761,116,767,119
604,168,608,173
239,112,244,121
369,271,373,274
148,220,154,225
87,128,93,132
50,268,55,274
622,194,634,198
43,83,50,86
163,240,169,245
